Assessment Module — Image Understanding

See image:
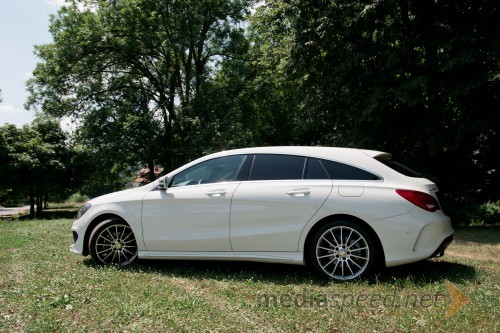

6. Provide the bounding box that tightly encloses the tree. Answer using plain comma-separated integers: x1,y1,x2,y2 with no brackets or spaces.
191,4,309,151
248,0,499,205
0,124,11,205
0,119,75,217
24,0,498,213
26,0,253,176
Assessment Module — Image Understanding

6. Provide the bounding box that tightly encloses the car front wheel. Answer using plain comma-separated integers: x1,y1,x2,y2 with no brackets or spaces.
89,218,138,266
308,220,375,281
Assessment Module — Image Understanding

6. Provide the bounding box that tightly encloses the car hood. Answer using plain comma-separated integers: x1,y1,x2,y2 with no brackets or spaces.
90,188,138,203
89,184,154,205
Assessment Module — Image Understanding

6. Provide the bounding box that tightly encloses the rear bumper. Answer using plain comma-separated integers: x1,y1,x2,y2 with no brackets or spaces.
428,235,454,258
369,209,454,267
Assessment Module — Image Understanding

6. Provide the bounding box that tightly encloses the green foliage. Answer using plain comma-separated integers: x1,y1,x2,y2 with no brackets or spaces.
66,192,89,203
79,161,136,198
244,0,499,207
26,0,253,172
0,118,82,216
443,200,500,226
478,200,500,225
22,0,498,210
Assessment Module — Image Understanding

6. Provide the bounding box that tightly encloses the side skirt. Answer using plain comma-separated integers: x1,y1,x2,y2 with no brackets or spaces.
138,251,305,265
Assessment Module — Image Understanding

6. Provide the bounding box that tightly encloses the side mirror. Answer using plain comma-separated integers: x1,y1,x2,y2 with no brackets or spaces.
157,177,169,190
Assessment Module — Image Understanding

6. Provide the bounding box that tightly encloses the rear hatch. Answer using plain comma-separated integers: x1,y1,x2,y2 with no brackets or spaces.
362,150,441,201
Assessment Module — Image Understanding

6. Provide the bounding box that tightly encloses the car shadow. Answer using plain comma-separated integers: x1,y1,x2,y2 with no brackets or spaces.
82,257,477,286
372,259,477,286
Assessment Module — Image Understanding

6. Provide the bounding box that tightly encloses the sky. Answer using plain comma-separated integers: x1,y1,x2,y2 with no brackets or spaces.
0,0,65,127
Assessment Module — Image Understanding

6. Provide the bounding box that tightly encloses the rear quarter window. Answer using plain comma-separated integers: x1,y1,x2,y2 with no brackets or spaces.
321,160,381,181
379,160,422,178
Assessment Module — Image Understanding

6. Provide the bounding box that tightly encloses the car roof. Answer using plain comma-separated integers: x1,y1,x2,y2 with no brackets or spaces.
211,146,390,160
162,146,405,184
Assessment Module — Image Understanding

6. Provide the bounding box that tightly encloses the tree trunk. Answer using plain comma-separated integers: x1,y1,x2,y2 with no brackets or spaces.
36,188,43,217
162,80,176,171
163,123,173,172
147,159,156,182
29,184,35,218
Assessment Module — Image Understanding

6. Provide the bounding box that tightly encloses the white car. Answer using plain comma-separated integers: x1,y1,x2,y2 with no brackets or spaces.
71,146,454,281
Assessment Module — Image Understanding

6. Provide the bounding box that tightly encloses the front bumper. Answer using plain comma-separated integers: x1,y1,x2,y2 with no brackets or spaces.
70,216,89,256
70,230,84,254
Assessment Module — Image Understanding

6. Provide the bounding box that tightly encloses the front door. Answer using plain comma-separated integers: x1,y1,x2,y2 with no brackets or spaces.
141,155,247,251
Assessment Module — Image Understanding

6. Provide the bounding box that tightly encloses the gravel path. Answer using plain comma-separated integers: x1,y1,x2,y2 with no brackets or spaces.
0,205,30,216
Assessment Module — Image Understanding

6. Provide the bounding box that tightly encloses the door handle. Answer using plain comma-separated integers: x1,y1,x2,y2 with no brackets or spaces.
286,189,311,197
206,189,227,197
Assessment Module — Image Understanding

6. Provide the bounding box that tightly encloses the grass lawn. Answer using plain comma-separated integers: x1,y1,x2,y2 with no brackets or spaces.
0,219,498,332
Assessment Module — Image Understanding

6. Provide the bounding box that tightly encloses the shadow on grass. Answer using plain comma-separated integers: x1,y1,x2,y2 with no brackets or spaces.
453,225,500,245
374,259,477,285
18,209,77,220
82,256,477,286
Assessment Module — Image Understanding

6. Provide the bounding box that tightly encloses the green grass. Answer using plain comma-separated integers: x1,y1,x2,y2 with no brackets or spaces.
46,202,83,210
0,220,498,332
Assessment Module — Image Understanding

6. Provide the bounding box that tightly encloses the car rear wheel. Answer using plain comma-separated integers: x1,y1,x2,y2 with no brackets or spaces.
89,218,138,266
308,220,375,281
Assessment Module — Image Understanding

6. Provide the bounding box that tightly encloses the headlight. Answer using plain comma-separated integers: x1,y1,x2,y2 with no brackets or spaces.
77,203,92,219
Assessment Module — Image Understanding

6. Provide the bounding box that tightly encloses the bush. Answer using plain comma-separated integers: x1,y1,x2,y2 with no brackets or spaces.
67,192,89,204
479,200,500,225
443,199,500,226
0,194,29,207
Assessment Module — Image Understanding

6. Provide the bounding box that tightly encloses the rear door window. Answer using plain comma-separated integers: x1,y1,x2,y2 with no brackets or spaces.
305,158,330,179
249,155,306,180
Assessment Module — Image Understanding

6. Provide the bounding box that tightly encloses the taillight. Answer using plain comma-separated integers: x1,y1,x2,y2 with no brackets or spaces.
396,189,440,212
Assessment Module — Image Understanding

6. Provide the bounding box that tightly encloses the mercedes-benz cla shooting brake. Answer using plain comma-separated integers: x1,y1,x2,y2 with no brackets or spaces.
71,147,454,281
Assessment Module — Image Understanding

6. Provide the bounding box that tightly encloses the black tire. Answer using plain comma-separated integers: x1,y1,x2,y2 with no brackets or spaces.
88,218,138,266
307,220,376,281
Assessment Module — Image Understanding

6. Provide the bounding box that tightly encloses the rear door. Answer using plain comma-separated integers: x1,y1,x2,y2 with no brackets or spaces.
229,155,333,251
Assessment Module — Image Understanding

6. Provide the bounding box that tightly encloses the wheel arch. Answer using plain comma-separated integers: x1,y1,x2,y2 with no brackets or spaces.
303,214,386,269
82,213,128,256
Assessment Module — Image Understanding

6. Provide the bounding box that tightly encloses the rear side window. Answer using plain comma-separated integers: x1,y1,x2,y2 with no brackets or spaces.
379,160,422,178
250,154,306,180
321,160,381,181
305,158,330,179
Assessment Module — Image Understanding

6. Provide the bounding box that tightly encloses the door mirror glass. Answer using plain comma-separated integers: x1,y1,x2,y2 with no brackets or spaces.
157,177,169,190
